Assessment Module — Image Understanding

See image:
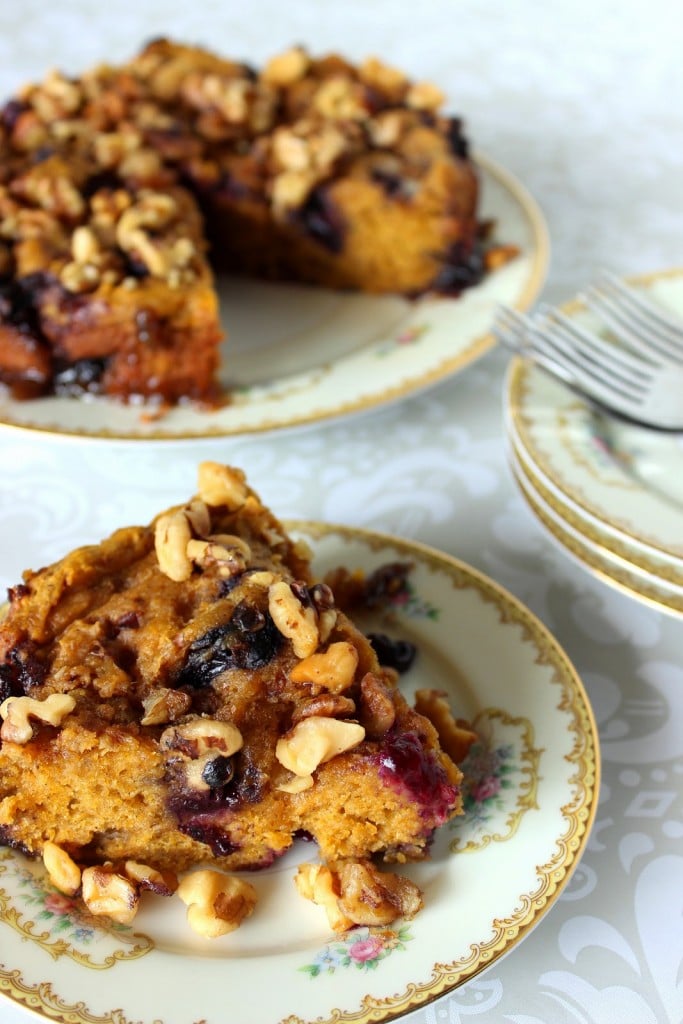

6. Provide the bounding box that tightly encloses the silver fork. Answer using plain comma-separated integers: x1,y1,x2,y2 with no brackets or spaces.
494,305,683,431
582,271,683,366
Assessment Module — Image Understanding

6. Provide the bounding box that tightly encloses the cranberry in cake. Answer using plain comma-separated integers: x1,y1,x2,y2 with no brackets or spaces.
0,462,463,933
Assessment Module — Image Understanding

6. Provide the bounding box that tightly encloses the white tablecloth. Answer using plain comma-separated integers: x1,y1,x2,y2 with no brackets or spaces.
0,2,681,1022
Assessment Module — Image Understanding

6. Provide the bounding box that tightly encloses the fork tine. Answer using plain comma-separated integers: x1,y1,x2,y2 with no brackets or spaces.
584,288,683,364
526,323,647,402
600,271,683,340
533,308,653,393
586,275,683,363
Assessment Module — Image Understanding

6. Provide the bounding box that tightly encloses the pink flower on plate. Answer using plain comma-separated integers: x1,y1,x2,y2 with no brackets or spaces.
349,935,385,963
44,892,76,914
471,774,501,802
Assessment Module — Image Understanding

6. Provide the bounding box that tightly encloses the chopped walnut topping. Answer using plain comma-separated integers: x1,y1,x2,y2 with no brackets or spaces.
275,716,365,776
289,641,359,693
291,693,356,724
296,860,422,932
140,687,192,726
154,510,193,582
334,859,423,926
358,57,408,100
406,80,445,111
93,129,143,169
81,865,140,925
0,693,76,744
19,169,85,221
197,462,248,510
358,672,396,738
262,46,310,86
160,717,243,759
71,225,101,263
124,860,178,896
177,870,257,938
42,842,81,896
268,581,319,659
295,863,352,931
312,75,366,120
275,772,314,793
186,537,249,578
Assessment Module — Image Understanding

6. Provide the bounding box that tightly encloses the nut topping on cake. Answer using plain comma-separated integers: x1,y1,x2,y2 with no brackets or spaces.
275,716,365,776
0,693,76,744
177,869,257,937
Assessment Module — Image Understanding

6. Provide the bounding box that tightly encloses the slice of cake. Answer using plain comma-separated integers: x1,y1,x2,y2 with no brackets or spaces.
0,462,462,932
0,40,501,404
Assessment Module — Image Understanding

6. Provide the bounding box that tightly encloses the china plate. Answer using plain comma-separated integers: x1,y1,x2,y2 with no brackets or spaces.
0,154,548,441
0,523,598,1024
505,267,683,568
508,443,683,618
510,428,683,589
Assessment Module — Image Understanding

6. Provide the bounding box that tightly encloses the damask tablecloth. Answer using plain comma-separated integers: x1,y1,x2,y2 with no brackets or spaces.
0,2,681,1022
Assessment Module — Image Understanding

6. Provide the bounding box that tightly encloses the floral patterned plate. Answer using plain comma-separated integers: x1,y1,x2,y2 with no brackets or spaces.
0,523,598,1024
0,154,547,441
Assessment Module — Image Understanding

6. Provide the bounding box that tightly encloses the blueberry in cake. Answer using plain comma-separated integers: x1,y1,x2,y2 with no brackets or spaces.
0,462,465,934
0,40,515,404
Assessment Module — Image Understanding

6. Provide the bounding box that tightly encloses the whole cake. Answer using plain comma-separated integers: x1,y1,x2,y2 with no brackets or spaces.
0,40,495,405
0,462,464,934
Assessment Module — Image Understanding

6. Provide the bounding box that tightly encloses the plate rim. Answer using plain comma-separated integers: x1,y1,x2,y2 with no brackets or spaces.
506,266,683,562
0,151,549,443
509,423,683,587
508,450,683,618
0,521,599,1024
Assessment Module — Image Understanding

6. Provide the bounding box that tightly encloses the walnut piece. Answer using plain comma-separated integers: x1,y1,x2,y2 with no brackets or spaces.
261,46,310,86
268,581,319,659
154,510,193,582
160,717,243,758
124,860,178,896
42,842,81,896
197,462,248,510
289,641,359,693
275,716,365,776
0,693,76,744
81,865,140,925
296,860,423,932
334,859,423,926
177,870,257,938
140,687,192,726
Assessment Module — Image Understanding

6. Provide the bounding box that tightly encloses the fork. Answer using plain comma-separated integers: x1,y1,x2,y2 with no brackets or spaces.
582,271,683,366
494,305,683,431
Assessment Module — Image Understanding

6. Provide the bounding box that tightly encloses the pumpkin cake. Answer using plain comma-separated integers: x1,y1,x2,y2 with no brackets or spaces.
0,462,463,933
0,39,492,404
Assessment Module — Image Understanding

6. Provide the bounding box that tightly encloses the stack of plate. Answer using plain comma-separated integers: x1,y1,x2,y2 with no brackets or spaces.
504,269,683,617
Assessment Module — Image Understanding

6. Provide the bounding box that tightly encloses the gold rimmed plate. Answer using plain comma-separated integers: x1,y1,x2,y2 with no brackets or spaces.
0,153,548,441
505,267,683,569
0,523,598,1024
508,448,683,618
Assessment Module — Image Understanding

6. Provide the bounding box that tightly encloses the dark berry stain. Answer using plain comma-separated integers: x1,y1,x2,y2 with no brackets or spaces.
0,273,51,336
376,730,458,825
364,562,414,607
367,632,417,673
0,643,48,701
295,187,346,253
432,242,485,296
179,820,240,857
177,606,283,688
445,117,470,159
